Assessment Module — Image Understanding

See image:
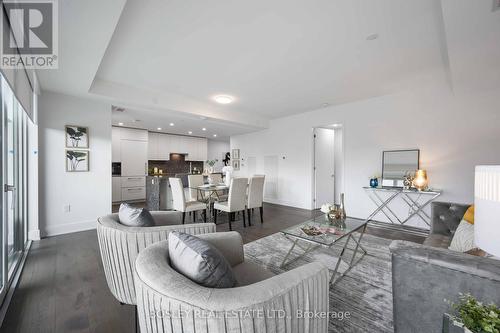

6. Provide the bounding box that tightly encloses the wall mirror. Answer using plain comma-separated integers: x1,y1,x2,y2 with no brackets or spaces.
382,149,420,187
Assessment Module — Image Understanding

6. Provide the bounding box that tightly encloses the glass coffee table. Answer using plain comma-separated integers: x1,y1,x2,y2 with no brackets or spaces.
280,216,369,286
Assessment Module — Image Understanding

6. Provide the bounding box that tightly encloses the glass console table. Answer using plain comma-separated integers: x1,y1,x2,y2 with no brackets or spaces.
363,187,442,227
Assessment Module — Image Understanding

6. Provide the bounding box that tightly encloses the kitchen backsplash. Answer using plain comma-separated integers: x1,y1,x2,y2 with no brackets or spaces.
148,159,204,176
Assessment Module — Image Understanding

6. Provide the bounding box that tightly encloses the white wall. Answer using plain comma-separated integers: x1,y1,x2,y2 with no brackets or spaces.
206,139,230,172
231,84,500,226
38,92,112,237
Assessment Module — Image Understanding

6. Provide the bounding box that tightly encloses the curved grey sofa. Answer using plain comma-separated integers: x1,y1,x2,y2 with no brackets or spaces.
97,211,216,305
134,231,330,333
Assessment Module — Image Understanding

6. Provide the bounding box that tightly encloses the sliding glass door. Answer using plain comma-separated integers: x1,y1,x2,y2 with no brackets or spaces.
0,74,29,306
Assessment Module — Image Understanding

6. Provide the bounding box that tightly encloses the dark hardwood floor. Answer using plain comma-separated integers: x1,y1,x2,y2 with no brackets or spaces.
1,203,424,333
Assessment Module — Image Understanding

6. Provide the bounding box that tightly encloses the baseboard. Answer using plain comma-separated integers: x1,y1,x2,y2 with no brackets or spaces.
263,198,309,210
42,219,96,237
28,229,41,241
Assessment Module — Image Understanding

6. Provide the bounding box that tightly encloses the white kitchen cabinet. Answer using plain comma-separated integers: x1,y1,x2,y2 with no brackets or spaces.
158,133,171,160
148,132,159,160
120,127,148,141
121,140,148,176
112,127,121,162
121,187,146,201
112,177,122,202
121,176,146,188
185,137,197,161
197,137,208,161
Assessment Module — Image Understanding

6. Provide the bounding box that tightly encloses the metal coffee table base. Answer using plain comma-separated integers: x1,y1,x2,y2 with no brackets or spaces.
280,224,368,286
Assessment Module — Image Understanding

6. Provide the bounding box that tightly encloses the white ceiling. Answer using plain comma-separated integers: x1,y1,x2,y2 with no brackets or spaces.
36,0,500,138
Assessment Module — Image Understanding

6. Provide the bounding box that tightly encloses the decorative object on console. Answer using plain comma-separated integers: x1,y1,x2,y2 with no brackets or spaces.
369,176,379,188
339,193,347,220
412,169,429,191
475,165,500,257
65,125,88,148
403,171,415,190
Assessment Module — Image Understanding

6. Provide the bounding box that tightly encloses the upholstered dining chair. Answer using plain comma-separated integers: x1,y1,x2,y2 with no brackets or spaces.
213,177,248,230
170,177,207,223
96,211,216,306
187,174,204,201
247,175,265,225
134,232,329,333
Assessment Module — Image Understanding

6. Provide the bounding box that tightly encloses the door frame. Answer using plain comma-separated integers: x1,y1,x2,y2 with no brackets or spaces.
311,125,345,210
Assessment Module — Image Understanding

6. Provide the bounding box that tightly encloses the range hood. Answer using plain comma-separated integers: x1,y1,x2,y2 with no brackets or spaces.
169,153,187,161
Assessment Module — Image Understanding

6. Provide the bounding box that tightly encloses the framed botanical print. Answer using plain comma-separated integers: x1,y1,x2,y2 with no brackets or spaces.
232,148,240,160
66,149,89,172
232,159,240,171
65,125,89,148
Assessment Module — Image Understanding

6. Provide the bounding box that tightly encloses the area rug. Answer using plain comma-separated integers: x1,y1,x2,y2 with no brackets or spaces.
243,231,394,333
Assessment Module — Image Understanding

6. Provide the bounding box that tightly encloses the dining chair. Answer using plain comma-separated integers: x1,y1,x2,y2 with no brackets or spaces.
213,177,248,230
170,177,207,223
187,174,204,201
247,175,265,225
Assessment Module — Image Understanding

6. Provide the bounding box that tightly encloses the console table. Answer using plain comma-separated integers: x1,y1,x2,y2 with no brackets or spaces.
363,187,442,227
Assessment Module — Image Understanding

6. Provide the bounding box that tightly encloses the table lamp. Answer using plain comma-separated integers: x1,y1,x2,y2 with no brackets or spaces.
475,165,500,256
413,169,428,191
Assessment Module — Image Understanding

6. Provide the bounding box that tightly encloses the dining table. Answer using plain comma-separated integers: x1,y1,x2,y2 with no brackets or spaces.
189,183,229,222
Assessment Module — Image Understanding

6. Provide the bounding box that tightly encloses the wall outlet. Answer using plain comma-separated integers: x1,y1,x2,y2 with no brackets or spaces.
64,204,71,213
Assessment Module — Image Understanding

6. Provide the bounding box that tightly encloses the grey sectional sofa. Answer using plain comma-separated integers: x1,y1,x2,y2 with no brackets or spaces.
390,202,500,333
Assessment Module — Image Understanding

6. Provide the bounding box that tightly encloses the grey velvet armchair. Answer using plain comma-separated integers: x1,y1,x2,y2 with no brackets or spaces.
97,211,216,305
134,231,330,333
390,202,500,333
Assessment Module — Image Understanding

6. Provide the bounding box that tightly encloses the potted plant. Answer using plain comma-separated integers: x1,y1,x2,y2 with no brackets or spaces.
444,293,500,333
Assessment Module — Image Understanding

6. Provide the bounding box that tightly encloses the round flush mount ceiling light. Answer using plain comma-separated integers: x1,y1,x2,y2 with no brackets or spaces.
157,127,162,130
202,127,206,131
118,122,124,126
213,134,217,137
169,123,174,126
188,131,193,135
213,95,234,104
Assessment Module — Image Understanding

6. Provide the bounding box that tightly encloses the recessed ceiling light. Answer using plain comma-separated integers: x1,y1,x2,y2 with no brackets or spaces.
213,95,234,104
188,131,193,135
366,33,379,41
157,127,162,130
118,122,124,126
213,134,217,137
169,123,174,126
202,127,206,131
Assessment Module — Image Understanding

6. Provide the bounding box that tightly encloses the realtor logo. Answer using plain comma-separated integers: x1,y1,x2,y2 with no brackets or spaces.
1,0,58,69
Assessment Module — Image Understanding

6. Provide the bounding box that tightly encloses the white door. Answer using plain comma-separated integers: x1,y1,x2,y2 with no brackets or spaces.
121,140,148,176
314,128,335,209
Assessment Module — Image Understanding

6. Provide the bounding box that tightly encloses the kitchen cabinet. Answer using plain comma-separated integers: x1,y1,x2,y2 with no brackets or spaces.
148,132,159,160
120,127,148,141
121,187,146,201
157,133,171,160
121,176,146,188
112,177,122,202
112,127,121,162
121,140,148,176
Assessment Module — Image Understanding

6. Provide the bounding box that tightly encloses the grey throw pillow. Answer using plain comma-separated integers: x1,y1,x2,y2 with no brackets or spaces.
168,231,236,288
118,203,155,227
